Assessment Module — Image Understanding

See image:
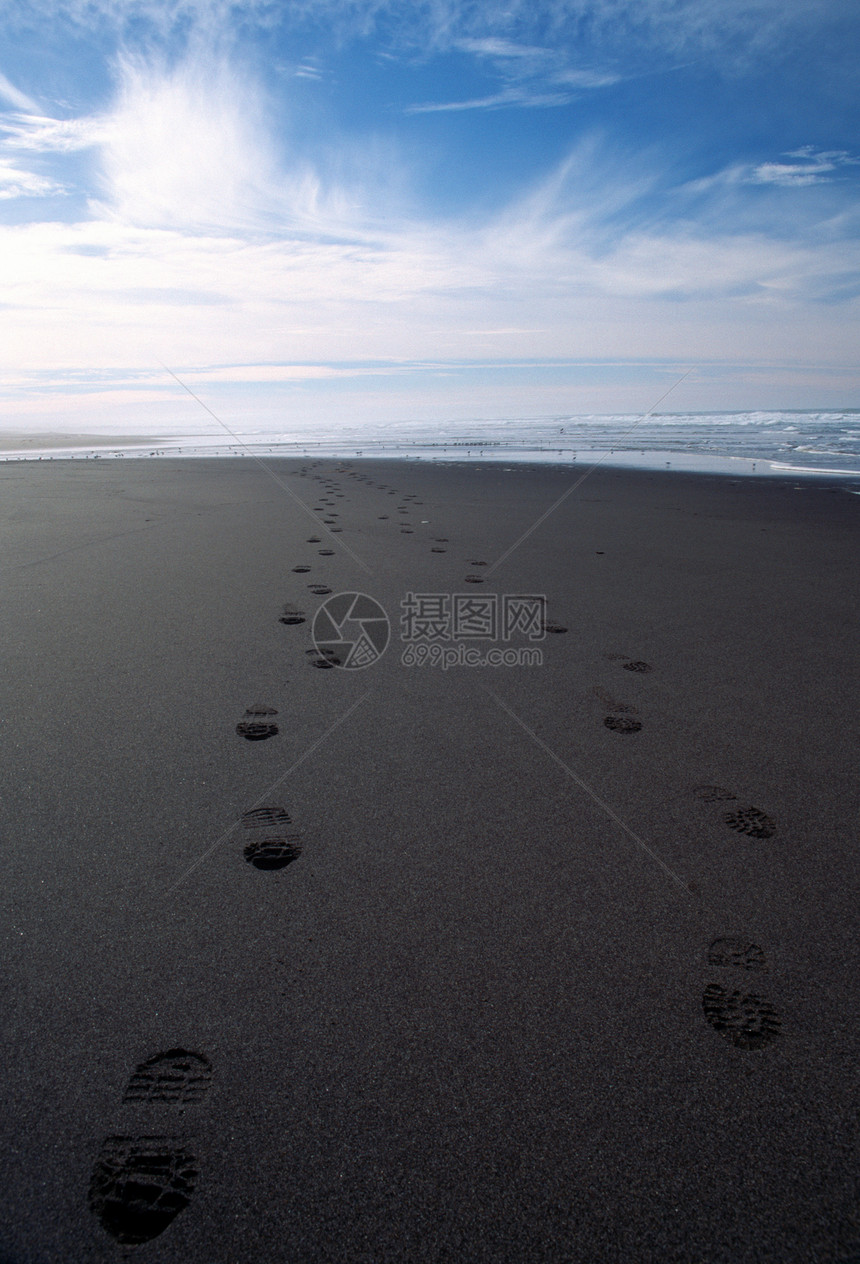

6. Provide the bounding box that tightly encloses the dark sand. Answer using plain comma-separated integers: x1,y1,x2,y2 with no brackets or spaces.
1,457,858,1262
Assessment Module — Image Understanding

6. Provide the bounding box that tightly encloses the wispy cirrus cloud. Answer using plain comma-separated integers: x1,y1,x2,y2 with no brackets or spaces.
93,53,282,230
685,147,860,195
0,112,109,153
407,31,620,113
1,95,856,390
0,158,67,199
0,48,410,231
405,86,581,113
749,147,860,187
2,0,848,66
0,71,40,113
455,37,550,59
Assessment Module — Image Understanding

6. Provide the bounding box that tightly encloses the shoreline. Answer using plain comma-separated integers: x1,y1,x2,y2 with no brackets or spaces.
2,441,860,483
2,410,860,482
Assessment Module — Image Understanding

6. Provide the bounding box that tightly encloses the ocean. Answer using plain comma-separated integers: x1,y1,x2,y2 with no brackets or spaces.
3,411,860,480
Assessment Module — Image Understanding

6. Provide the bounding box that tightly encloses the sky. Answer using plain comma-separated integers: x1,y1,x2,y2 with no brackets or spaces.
0,0,858,435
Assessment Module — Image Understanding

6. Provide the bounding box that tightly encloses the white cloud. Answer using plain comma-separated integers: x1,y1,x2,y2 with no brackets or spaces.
405,86,575,113
180,363,408,382
49,51,407,236
87,53,284,230
0,71,40,113
750,149,860,186
750,163,829,188
0,158,66,199
455,37,550,58
0,112,109,152
553,67,620,87
685,148,860,194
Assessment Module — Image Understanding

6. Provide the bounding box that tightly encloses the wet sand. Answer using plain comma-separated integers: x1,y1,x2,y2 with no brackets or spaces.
1,456,858,1262
0,433,172,452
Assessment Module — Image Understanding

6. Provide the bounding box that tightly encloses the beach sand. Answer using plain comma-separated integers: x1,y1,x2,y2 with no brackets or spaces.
1,456,858,1261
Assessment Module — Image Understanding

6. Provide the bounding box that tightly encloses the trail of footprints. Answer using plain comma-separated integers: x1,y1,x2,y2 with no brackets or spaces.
296,466,524,586
691,786,780,1046
590,655,783,1049
88,480,365,1242
92,463,785,1243
87,470,352,1243
280,466,576,664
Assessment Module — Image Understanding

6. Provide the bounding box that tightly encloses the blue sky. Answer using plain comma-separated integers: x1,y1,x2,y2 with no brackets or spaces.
0,0,858,433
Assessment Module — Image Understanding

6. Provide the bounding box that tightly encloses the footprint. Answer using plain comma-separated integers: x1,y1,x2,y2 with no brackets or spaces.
431,546,446,553
464,575,484,584
543,623,567,634
292,565,311,574
89,1050,212,1245
318,549,335,556
236,706,278,741
702,940,780,1049
692,786,776,838
308,584,332,595
307,536,321,543
593,686,641,733
242,806,302,871
604,653,652,672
